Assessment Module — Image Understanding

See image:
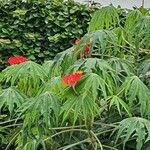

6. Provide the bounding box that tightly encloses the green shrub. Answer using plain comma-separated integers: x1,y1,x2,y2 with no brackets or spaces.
0,0,94,70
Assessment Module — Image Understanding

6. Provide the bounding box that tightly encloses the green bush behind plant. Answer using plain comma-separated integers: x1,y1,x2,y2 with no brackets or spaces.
0,0,93,70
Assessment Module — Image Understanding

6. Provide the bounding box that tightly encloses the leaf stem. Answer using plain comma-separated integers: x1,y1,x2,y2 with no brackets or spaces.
44,129,88,142
58,138,90,150
0,118,21,125
90,130,103,150
49,125,86,130
72,86,78,95
93,122,118,127
1,123,22,130
5,132,20,150
58,129,116,150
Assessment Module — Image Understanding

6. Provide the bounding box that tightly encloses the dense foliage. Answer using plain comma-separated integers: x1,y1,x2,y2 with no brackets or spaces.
1,4,150,150
0,0,93,70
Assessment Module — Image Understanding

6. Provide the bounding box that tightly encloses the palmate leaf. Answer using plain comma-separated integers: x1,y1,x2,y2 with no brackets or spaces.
16,130,47,150
88,6,119,32
116,117,150,150
42,60,62,78
108,57,135,76
114,27,126,48
138,59,150,87
135,14,150,49
68,58,117,77
138,59,150,76
77,73,110,99
0,61,47,96
108,95,131,117
42,60,54,77
68,58,119,94
85,58,119,93
0,87,26,116
76,30,119,58
121,76,150,118
84,58,114,73
37,76,63,96
61,73,112,124
117,9,143,50
137,59,150,87
53,48,77,75
60,94,99,125
19,92,60,129
125,9,142,42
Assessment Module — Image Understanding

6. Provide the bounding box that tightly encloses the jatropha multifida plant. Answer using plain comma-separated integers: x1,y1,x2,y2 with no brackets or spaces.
1,5,150,150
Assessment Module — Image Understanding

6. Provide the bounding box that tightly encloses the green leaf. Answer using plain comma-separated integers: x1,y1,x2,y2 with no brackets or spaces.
116,117,150,150
19,92,60,129
88,6,119,32
0,87,26,116
76,30,118,58
125,9,142,36
108,57,134,76
60,93,99,125
38,76,63,96
135,14,150,49
108,95,131,117
1,61,47,96
121,76,150,118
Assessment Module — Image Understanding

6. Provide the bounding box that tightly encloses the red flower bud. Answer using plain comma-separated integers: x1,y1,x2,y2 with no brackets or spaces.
75,38,90,58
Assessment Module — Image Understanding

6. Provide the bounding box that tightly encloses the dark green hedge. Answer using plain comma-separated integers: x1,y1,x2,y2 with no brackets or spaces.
0,0,94,70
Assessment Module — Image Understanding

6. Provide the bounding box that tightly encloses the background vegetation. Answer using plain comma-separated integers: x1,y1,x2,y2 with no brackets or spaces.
0,0,94,70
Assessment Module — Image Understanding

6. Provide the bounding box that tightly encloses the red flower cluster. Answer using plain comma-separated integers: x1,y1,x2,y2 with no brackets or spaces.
8,55,28,65
62,71,83,87
75,38,90,58
83,43,90,58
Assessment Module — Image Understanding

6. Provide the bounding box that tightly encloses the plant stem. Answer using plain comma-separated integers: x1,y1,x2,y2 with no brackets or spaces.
0,118,21,125
58,138,90,150
44,127,115,149
58,129,116,150
5,132,20,150
103,145,118,150
142,0,145,8
1,123,22,130
72,86,78,95
49,125,86,130
93,122,118,127
86,118,96,149
90,130,103,150
44,129,88,142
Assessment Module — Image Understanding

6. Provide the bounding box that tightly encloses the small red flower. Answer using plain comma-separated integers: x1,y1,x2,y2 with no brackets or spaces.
62,71,83,87
75,38,90,58
82,42,90,59
8,55,28,65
